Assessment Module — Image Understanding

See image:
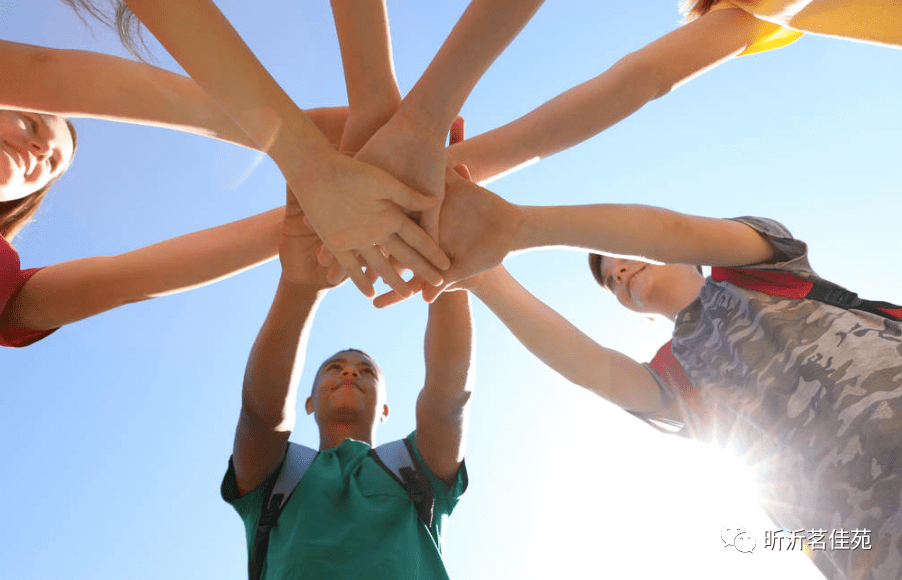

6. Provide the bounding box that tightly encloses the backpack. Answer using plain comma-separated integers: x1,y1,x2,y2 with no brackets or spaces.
248,438,435,580
643,267,902,435
711,267,902,321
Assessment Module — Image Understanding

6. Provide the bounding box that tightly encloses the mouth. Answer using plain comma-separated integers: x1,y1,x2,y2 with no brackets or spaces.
625,265,647,294
333,381,363,393
2,141,28,174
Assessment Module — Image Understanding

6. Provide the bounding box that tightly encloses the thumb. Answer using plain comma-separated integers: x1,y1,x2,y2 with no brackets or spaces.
387,183,439,213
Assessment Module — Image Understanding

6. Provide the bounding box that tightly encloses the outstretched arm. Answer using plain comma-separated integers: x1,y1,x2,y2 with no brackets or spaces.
464,266,668,415
377,183,776,307
3,207,282,332
415,290,474,486
448,8,774,184
122,0,449,298
329,0,401,154
0,40,352,149
232,189,338,496
357,0,546,237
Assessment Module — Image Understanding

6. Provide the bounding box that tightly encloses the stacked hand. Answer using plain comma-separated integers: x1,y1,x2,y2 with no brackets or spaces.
371,119,523,307
278,184,347,291
287,146,450,298
293,112,519,308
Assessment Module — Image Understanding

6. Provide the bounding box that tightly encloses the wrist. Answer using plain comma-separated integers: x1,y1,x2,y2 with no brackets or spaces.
394,97,457,143
269,109,337,181
509,204,537,253
277,275,331,298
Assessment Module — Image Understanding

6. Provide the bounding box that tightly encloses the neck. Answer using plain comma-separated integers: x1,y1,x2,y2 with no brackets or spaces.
318,419,376,451
661,276,706,322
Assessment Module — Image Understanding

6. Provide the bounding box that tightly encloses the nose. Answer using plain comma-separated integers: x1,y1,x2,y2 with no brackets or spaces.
27,136,51,162
611,260,629,285
340,365,359,378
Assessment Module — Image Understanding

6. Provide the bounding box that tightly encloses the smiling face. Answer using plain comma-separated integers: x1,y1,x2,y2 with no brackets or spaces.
305,350,389,427
595,255,702,316
0,111,76,202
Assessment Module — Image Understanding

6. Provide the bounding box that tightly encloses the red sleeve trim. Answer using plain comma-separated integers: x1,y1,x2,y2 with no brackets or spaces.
0,267,57,348
711,266,813,299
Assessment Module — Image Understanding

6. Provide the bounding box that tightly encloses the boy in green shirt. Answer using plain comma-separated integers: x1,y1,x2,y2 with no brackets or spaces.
221,188,472,580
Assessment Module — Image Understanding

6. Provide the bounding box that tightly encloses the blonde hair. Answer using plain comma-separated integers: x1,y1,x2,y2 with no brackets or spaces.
59,1,146,58
679,0,719,23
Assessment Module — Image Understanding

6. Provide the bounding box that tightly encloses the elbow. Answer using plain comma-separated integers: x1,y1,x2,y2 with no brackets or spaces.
241,396,297,431
615,51,674,102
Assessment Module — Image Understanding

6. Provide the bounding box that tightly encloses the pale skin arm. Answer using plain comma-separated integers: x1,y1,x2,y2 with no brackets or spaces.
376,186,777,307
357,0,546,238
448,8,776,183
1,207,282,332
0,40,353,150
122,0,449,298
465,266,670,416
233,190,337,496
415,290,474,486
329,0,402,154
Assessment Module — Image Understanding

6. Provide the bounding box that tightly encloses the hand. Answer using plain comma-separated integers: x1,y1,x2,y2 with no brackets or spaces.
278,185,343,290
374,166,524,308
355,109,452,240
337,97,401,157
290,148,450,298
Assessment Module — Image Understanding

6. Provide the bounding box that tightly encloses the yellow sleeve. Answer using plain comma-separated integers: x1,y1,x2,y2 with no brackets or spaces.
708,1,803,56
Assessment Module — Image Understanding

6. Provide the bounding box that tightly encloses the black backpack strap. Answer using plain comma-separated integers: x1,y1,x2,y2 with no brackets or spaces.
806,280,902,321
712,267,902,322
371,439,436,529
249,443,318,580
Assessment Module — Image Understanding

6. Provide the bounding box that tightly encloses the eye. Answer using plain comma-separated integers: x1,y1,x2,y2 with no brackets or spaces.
23,115,42,137
326,362,341,371
360,367,375,376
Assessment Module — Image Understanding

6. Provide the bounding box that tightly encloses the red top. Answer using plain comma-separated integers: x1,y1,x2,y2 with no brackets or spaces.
0,237,55,347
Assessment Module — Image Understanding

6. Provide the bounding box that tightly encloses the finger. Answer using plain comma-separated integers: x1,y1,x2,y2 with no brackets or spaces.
358,251,380,285
453,163,472,181
396,215,451,270
382,234,444,287
317,244,335,268
359,247,413,299
449,116,465,145
373,276,427,309
422,282,448,303
385,183,440,213
327,258,349,286
335,251,375,297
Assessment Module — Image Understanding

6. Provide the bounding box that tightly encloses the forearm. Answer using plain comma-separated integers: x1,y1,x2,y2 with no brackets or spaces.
422,291,474,411
416,290,474,480
330,0,401,115
400,0,545,134
448,9,759,183
123,0,333,170
0,41,256,149
448,54,660,184
470,267,660,411
11,208,282,331
512,204,775,267
242,278,325,429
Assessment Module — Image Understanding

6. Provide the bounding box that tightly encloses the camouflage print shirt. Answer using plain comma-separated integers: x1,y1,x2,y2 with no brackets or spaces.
645,217,902,580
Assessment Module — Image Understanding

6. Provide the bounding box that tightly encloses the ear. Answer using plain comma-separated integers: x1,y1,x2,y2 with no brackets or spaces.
305,396,314,415
380,403,390,423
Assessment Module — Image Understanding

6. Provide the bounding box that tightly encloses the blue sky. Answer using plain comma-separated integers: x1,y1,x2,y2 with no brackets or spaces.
2,1,900,578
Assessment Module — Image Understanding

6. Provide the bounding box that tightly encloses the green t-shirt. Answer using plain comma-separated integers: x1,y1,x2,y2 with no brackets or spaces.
221,432,467,580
